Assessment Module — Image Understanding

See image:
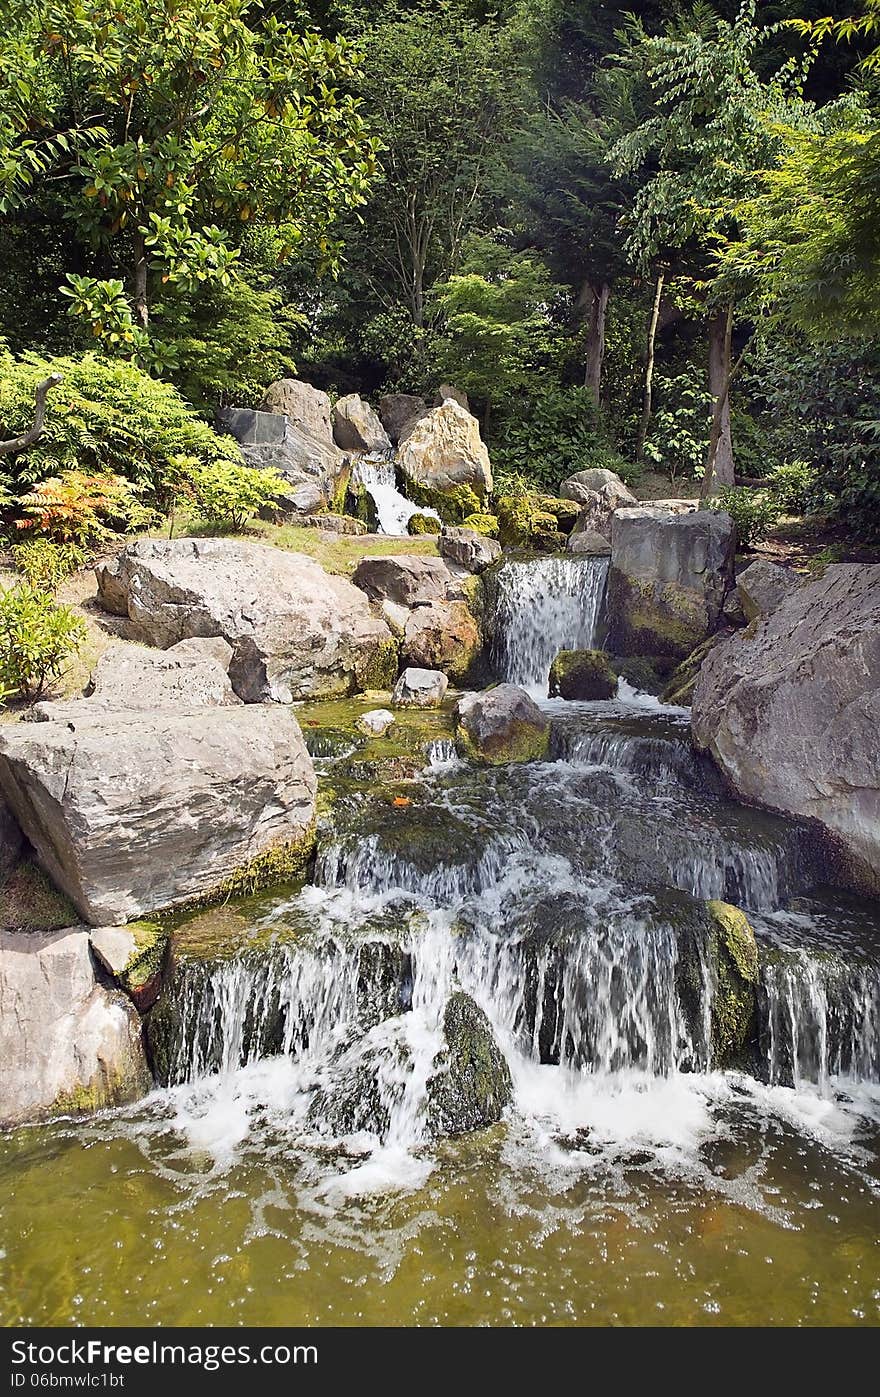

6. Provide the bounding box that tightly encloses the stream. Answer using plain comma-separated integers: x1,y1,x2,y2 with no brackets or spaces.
2,557,879,1327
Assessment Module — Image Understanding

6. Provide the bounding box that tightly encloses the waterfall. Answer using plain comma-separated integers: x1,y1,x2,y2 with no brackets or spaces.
491,556,609,695
353,454,440,536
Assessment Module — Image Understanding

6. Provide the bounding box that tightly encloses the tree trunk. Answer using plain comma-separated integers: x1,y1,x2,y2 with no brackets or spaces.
583,280,610,404
133,230,149,329
637,270,665,460
701,304,735,501
0,373,62,457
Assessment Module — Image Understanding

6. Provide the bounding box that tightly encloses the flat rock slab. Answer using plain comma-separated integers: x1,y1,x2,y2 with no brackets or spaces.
0,926,149,1126
96,538,395,703
0,706,317,925
34,639,238,723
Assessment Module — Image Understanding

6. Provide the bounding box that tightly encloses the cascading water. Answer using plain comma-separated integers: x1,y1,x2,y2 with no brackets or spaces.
352,454,440,536
491,555,609,694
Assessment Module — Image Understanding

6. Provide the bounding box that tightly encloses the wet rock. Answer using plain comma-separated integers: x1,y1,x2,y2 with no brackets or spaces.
352,555,453,608
0,706,317,925
398,400,492,522
392,668,449,708
90,921,169,1012
332,394,392,454
0,926,150,1126
706,901,759,1066
549,649,618,701
607,507,735,658
692,563,880,892
425,992,512,1138
736,558,802,622
356,709,396,738
440,526,501,574
34,639,239,723
378,393,430,446
456,684,550,765
96,538,396,703
610,655,675,697
568,527,612,556
403,601,481,683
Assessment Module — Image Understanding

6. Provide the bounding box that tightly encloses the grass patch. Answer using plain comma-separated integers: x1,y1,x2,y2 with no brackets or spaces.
0,859,77,931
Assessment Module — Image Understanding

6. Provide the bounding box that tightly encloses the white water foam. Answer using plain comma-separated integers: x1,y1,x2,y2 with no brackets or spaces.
492,556,608,696
353,455,440,536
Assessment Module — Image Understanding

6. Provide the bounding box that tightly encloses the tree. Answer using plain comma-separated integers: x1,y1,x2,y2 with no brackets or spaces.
0,0,378,366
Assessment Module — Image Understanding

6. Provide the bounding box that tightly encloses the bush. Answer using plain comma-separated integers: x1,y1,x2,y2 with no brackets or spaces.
15,471,156,546
717,485,782,550
0,584,87,701
12,540,86,592
768,460,823,515
490,384,603,494
0,351,240,515
185,459,283,532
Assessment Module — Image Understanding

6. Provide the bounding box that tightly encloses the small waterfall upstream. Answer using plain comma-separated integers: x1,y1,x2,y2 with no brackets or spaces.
353,454,440,535
491,556,609,694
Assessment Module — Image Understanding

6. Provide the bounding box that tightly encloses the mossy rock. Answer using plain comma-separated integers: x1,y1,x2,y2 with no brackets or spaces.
549,649,617,701
608,574,709,659
407,512,441,535
355,635,399,692
218,822,317,902
407,479,482,524
535,496,581,534
425,991,513,1138
117,921,170,1011
661,632,729,705
463,511,500,538
611,655,676,698
344,479,379,531
496,494,567,552
706,900,759,1067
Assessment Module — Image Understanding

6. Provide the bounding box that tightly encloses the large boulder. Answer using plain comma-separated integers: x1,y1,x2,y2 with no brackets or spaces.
398,400,493,522
96,538,397,703
392,668,449,708
692,563,880,892
560,468,637,507
425,992,512,1138
0,706,318,925
351,554,453,609
606,507,735,658
0,926,150,1126
439,526,501,575
378,393,429,445
549,649,617,701
456,685,550,765
218,389,345,499
402,601,481,683
34,639,238,723
332,394,392,454
736,558,803,622
569,481,639,543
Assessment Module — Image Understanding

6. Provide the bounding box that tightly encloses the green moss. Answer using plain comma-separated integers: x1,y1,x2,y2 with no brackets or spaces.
426,991,513,1138
661,634,724,705
0,859,76,932
462,512,500,538
408,479,482,524
612,575,706,659
356,635,399,692
456,716,550,766
330,463,353,517
217,821,317,902
407,512,441,535
298,695,456,782
549,649,617,701
536,496,580,533
121,921,170,992
496,494,567,552
706,900,759,1066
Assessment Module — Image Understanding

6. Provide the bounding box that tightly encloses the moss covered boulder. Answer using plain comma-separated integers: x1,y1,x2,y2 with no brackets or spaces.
497,494,567,552
549,649,617,701
426,992,513,1138
407,512,442,535
706,900,759,1066
402,600,482,683
456,685,550,765
463,512,500,538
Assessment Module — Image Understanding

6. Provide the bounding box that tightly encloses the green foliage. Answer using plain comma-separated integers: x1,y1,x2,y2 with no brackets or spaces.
768,459,822,514
0,351,239,512
643,371,712,479
185,458,283,532
0,583,87,701
12,539,86,591
491,382,602,494
717,485,782,549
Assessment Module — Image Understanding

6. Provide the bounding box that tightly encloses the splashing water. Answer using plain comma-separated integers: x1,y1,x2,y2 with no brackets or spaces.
353,455,439,536
491,556,609,694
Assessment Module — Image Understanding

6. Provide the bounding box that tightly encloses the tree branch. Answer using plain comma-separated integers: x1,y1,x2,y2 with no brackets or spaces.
0,374,63,458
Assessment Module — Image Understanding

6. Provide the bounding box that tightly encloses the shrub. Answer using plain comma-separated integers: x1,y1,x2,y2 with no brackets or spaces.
0,351,240,514
0,584,87,701
15,470,156,546
185,459,283,532
768,459,823,515
717,485,782,550
490,384,603,494
12,540,86,592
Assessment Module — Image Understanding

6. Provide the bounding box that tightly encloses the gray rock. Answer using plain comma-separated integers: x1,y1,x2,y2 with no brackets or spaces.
267,480,326,517
89,926,140,977
303,513,367,535
402,601,481,683
218,397,343,500
607,507,736,658
439,526,501,574
173,636,233,669
398,400,492,513
567,527,612,556
392,668,449,708
0,926,150,1126
352,554,453,608
560,468,637,506
332,394,392,454
356,709,396,737
692,564,880,892
34,641,239,723
96,538,396,703
380,599,410,638
435,383,470,412
0,706,318,924
569,477,639,541
215,407,286,447
722,589,747,626
456,684,550,765
425,992,512,1138
378,393,429,446
736,558,802,622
